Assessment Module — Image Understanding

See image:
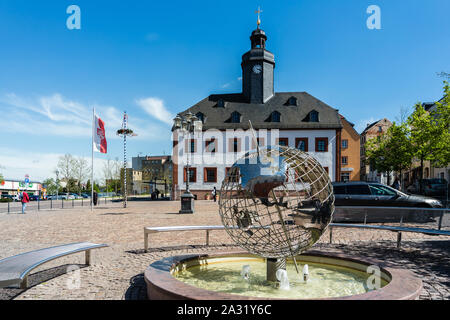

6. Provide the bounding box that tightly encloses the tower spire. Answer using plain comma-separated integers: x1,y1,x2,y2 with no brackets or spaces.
255,6,262,29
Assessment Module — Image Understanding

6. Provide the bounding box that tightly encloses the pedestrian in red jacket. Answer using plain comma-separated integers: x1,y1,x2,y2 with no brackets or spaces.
21,192,30,214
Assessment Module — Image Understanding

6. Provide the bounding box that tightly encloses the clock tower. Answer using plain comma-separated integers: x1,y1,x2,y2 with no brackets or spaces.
241,26,275,104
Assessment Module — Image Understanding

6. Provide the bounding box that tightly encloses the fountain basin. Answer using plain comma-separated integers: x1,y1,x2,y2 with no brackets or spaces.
144,251,422,300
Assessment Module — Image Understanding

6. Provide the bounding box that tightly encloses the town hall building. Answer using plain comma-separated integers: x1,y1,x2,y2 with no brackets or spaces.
172,23,345,200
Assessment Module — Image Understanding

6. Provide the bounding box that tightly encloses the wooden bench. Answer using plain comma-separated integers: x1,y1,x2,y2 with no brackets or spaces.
0,242,108,289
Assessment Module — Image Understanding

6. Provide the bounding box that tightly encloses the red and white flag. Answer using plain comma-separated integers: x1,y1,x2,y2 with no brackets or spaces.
93,115,107,154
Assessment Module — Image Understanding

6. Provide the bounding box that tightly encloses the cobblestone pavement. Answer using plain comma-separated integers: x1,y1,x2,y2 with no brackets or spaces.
0,200,448,300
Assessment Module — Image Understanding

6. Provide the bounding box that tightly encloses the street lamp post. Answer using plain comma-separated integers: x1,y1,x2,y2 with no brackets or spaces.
173,112,203,214
55,170,59,201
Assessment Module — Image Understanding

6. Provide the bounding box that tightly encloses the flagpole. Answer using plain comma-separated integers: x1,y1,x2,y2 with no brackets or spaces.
91,107,95,211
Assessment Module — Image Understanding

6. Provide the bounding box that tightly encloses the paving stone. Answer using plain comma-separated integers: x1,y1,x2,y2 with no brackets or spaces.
0,201,448,300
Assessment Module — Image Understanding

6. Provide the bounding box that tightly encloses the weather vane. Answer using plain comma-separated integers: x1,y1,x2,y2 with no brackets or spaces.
256,6,263,28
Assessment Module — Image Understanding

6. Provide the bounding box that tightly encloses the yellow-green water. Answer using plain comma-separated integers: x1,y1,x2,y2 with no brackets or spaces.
175,260,388,299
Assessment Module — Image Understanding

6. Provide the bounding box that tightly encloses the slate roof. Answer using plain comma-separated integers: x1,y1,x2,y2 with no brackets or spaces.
176,92,343,131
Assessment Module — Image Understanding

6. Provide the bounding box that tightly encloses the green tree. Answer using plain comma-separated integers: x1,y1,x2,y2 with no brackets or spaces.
407,82,450,191
43,178,58,195
85,179,91,193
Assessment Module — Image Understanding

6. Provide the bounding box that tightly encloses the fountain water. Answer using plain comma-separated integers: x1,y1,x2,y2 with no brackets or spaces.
303,264,309,283
275,269,290,290
241,265,250,281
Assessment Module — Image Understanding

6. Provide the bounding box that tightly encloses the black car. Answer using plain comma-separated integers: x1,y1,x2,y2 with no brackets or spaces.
332,181,443,223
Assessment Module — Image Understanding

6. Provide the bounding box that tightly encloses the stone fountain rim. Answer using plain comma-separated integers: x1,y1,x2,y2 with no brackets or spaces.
144,250,422,300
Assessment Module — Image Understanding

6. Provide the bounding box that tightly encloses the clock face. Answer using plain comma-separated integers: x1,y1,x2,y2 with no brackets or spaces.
252,64,262,74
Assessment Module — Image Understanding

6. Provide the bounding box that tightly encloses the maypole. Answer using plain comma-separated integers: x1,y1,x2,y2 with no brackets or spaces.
117,111,137,208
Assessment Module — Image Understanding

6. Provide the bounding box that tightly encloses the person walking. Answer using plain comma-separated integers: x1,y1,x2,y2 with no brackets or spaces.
21,191,30,214
392,178,401,191
212,187,217,202
93,191,98,206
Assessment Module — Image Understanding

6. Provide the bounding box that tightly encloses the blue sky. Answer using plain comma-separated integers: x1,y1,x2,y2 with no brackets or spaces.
0,0,448,181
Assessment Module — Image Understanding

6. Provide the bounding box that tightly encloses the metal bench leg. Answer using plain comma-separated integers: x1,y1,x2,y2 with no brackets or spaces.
396,232,402,248
85,250,91,265
206,230,210,246
20,276,28,289
329,227,333,244
144,231,149,253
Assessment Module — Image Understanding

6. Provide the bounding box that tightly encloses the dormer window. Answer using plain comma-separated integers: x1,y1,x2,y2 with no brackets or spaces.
303,110,319,122
231,111,241,123
217,99,225,108
286,97,298,106
196,112,205,123
270,111,281,122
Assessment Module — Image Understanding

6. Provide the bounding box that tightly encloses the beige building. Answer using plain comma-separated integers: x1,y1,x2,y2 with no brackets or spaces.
340,115,360,181
360,118,393,184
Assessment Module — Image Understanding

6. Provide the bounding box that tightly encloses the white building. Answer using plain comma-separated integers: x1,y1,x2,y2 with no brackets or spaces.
0,179,43,196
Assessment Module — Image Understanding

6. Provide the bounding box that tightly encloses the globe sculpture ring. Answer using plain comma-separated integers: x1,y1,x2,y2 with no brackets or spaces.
219,145,334,259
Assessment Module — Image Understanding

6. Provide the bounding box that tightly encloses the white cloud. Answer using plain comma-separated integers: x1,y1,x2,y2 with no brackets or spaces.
0,93,125,140
0,147,116,182
136,97,173,125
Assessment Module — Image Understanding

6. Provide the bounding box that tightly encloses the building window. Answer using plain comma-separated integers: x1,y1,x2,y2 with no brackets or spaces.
229,138,241,152
341,172,350,182
204,168,217,183
252,137,265,149
205,139,216,153
226,167,240,183
342,139,348,149
378,125,382,132
231,111,241,123
270,111,281,122
185,139,196,153
217,99,225,108
342,156,348,165
196,112,205,123
276,138,289,147
315,138,328,152
183,167,197,183
287,97,298,106
295,138,308,152
310,111,319,122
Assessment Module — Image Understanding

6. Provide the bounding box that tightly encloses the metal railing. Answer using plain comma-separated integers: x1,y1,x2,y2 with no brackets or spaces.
331,206,450,248
0,197,119,214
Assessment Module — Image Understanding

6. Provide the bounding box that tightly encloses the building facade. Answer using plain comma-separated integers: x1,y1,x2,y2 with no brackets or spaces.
131,155,172,195
0,179,43,196
339,115,360,181
172,25,346,200
360,118,393,184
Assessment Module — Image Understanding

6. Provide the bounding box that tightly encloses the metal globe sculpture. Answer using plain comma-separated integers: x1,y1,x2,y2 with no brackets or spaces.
219,145,334,259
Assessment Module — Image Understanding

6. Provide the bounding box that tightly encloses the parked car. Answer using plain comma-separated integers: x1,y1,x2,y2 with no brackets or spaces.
406,179,448,196
80,193,91,198
47,195,65,200
422,179,448,196
29,195,40,201
332,181,443,223
69,193,82,199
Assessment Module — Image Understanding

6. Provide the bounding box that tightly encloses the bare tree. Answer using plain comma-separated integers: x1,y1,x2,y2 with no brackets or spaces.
102,158,115,193
56,154,76,195
73,157,90,195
